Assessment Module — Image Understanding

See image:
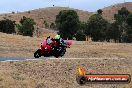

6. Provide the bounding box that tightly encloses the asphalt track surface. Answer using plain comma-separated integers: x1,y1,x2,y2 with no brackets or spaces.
0,56,70,61
0,56,65,61
0,56,42,61
0,56,73,61
0,56,126,62
0,56,80,61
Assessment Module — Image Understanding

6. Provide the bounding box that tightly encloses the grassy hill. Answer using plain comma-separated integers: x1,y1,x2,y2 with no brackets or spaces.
0,7,93,28
0,2,131,29
102,2,132,22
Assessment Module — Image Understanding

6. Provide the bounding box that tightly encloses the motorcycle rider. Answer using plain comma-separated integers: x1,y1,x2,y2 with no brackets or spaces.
54,32,61,45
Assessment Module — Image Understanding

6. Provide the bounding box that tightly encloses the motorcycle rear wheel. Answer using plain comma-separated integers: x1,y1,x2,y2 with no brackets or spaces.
60,48,66,57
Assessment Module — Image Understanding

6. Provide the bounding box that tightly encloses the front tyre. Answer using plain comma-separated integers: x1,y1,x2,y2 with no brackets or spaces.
34,49,41,58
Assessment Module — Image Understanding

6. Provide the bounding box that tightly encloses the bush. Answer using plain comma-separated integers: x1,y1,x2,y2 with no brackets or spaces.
44,20,49,28
0,19,16,33
16,16,36,36
75,31,85,41
50,22,56,30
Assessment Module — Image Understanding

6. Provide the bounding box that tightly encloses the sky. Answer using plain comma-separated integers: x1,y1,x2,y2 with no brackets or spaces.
0,0,131,13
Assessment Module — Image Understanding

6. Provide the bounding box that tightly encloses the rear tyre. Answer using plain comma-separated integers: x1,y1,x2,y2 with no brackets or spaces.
54,49,60,58
54,51,59,58
60,48,66,57
34,49,41,58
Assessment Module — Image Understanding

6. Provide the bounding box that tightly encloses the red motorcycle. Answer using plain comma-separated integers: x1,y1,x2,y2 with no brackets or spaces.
34,39,72,58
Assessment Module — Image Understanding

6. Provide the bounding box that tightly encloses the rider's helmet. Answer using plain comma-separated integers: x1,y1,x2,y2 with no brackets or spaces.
54,32,60,39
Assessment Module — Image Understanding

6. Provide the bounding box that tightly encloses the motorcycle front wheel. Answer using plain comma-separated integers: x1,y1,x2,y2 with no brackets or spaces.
34,49,41,58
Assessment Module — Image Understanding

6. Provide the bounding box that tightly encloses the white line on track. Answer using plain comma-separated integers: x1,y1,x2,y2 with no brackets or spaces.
0,57,126,62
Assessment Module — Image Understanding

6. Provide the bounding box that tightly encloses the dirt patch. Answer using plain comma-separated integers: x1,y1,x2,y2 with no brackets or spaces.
0,58,132,88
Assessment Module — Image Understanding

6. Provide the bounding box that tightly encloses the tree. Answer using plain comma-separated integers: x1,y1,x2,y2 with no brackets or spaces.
97,9,103,15
16,16,36,36
126,13,132,27
114,7,129,24
126,13,132,42
55,10,80,39
114,7,130,42
0,19,16,33
87,14,108,41
28,11,31,14
106,23,121,42
79,22,87,33
12,11,15,14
